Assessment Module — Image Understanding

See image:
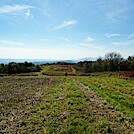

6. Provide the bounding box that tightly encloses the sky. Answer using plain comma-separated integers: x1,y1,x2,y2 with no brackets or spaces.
0,0,134,60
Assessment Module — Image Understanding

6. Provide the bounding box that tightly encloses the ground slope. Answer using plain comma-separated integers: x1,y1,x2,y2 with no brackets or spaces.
0,76,134,133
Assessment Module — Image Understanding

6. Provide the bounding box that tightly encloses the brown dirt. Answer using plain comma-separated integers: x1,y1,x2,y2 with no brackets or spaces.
0,77,61,133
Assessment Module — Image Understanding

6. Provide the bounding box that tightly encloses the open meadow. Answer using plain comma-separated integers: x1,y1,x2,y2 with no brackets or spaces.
0,74,134,134
1,0,134,133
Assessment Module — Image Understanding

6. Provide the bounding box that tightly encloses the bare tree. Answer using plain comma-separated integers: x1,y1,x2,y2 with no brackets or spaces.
105,52,123,61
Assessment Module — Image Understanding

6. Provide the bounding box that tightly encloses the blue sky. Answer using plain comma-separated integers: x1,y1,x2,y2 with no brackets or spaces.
0,0,134,59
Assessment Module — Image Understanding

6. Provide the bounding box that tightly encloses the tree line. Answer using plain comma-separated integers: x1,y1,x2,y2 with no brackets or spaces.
0,52,133,75
0,61,41,74
75,52,134,73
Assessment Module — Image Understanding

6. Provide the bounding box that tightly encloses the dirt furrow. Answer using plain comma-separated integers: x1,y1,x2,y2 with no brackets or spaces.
75,80,134,134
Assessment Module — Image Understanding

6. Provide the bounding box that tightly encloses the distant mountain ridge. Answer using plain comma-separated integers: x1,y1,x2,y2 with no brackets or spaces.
0,59,41,64
0,57,96,64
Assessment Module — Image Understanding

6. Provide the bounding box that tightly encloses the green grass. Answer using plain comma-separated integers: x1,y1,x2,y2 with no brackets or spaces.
1,75,134,133
75,76,134,120
23,77,92,134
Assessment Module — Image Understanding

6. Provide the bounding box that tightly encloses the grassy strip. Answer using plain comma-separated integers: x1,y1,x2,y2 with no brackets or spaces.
62,77,92,134
92,77,134,96
23,77,92,134
76,77,134,120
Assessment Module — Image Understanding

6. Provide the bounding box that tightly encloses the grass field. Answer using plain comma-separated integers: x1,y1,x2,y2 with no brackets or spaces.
0,75,134,133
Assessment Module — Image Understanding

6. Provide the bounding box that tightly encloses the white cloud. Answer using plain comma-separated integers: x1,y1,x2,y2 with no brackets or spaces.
80,43,105,50
0,40,23,46
53,20,77,30
0,4,33,20
0,5,33,14
105,33,134,39
85,37,94,42
105,33,120,38
112,39,134,46
112,42,122,45
25,9,30,17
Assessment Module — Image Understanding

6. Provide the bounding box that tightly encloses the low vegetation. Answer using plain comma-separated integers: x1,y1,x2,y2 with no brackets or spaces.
74,76,134,119
0,75,134,133
0,52,134,76
75,53,134,73
0,62,41,75
0,52,134,133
